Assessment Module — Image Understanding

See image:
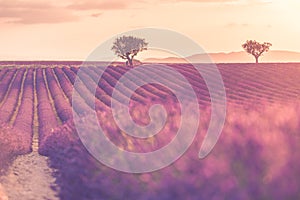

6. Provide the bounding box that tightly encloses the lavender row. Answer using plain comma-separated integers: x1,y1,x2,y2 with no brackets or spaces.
13,68,34,135
0,69,16,103
90,66,147,103
35,68,59,153
0,69,26,123
53,67,74,100
112,66,171,100
62,67,105,112
71,67,113,107
172,64,211,103
45,68,72,122
53,67,91,115
0,68,33,159
0,68,8,81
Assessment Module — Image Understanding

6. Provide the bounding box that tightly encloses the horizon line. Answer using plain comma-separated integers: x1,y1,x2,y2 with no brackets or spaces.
1,49,300,62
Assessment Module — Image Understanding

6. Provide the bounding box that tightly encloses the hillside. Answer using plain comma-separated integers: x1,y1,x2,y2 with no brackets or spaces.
144,50,300,63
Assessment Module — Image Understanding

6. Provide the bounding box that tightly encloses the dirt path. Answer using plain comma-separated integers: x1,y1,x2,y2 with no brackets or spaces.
0,151,59,200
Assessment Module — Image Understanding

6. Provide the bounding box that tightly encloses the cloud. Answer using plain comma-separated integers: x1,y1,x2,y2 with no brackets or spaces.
165,0,241,3
67,0,130,11
67,0,152,11
165,0,272,5
176,0,239,2
225,23,250,28
90,12,102,18
0,0,271,25
0,0,143,24
0,0,78,24
0,0,50,9
225,23,273,29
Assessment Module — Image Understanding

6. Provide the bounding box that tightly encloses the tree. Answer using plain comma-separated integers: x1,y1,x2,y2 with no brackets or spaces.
111,35,148,66
242,40,272,63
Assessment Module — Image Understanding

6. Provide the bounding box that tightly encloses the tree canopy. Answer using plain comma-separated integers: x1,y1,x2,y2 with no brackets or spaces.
111,36,148,66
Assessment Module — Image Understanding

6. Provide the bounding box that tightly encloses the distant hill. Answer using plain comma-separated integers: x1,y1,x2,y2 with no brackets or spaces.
143,50,300,63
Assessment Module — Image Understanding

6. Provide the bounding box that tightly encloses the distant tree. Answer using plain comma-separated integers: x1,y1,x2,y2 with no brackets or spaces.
242,40,272,63
111,35,148,66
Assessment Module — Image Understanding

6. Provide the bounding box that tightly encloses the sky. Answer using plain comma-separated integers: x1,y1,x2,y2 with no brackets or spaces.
0,0,299,60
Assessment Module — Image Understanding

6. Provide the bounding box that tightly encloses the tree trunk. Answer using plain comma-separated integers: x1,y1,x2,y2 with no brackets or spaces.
126,54,133,66
255,56,259,64
128,58,133,66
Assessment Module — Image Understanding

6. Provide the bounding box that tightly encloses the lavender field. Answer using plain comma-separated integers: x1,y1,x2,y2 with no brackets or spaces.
0,62,300,200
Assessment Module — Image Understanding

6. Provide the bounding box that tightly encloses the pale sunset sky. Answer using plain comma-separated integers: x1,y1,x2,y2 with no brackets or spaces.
0,0,299,60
